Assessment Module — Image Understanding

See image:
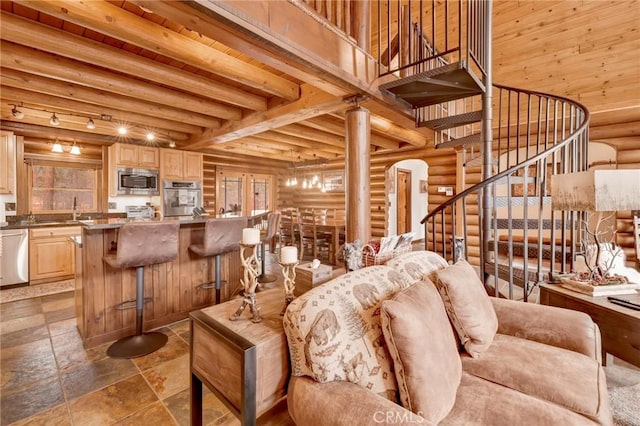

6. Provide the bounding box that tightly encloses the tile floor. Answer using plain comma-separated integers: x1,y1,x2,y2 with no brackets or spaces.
0,289,240,426
0,249,295,426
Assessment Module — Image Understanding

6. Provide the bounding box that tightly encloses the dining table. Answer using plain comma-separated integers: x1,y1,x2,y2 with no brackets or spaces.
314,219,346,265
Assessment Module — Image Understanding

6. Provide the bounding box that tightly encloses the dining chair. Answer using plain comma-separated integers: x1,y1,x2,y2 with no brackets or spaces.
298,209,331,262
279,208,297,247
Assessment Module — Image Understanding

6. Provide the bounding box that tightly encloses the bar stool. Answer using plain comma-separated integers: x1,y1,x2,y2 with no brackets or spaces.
189,217,247,304
103,221,179,359
258,212,281,284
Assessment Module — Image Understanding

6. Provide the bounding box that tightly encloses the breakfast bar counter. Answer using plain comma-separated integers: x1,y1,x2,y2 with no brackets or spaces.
75,218,242,348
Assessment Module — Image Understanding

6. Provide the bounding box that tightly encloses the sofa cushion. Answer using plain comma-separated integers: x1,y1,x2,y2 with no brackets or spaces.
435,260,498,357
385,250,449,282
441,372,605,426
461,333,611,423
283,265,414,401
381,280,461,423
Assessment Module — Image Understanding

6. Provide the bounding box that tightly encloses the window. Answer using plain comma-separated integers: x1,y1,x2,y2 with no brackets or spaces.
220,175,244,214
217,169,273,216
30,164,97,213
251,178,270,215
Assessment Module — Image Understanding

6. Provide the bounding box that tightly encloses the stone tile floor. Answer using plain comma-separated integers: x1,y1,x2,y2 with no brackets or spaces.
0,289,239,426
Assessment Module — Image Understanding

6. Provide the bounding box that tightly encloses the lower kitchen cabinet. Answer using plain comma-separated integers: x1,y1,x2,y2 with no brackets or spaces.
29,226,80,284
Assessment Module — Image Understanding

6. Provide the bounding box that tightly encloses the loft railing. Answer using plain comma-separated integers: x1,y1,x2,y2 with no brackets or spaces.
421,85,590,300
376,0,488,78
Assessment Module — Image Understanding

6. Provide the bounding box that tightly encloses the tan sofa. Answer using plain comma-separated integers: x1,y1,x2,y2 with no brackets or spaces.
283,251,612,425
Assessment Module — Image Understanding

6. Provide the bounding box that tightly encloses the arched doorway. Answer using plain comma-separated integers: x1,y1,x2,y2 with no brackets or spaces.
386,159,428,239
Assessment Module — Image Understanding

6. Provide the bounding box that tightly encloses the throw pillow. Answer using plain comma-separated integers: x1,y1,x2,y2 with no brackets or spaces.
381,280,462,423
283,265,414,401
435,260,498,357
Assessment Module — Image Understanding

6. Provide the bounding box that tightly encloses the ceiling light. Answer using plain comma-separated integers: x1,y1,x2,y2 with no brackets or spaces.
51,142,63,153
86,118,96,130
11,105,24,119
70,144,81,155
49,113,60,126
117,126,127,135
168,140,176,148
146,132,155,141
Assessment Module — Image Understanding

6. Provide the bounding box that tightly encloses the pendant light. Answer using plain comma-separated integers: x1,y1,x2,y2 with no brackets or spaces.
69,142,81,155
86,118,96,129
51,139,63,153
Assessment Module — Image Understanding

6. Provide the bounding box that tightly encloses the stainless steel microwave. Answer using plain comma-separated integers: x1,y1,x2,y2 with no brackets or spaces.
116,167,159,195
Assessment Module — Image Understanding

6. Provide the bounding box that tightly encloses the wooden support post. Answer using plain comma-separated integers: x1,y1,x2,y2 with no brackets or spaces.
353,0,371,52
345,106,371,244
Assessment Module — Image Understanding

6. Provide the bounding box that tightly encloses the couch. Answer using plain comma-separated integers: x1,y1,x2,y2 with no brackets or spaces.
283,251,612,425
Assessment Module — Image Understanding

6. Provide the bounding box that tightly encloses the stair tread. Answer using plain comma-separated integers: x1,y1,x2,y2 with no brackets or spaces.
379,62,485,108
421,111,482,130
484,261,545,288
435,133,482,149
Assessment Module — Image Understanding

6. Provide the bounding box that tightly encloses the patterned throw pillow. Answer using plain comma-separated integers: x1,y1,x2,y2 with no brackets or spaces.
386,250,449,283
434,260,498,358
283,265,413,401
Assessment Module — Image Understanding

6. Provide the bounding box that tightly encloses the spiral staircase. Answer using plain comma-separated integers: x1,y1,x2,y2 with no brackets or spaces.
377,0,589,300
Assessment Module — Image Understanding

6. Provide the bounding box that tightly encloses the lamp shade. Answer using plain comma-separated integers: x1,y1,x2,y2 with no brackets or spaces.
551,169,640,212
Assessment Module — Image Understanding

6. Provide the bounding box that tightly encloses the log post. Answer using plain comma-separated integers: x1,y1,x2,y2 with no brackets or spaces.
345,105,371,244
353,0,371,52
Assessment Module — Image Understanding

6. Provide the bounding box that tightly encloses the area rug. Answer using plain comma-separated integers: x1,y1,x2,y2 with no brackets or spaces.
610,383,640,426
0,279,75,304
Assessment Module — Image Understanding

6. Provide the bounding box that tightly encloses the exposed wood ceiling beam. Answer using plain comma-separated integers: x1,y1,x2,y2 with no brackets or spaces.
186,85,347,149
1,85,203,136
253,132,344,155
132,0,351,97
1,41,242,121
301,115,400,150
16,0,299,101
1,68,221,129
0,11,267,111
272,123,345,148
245,135,340,158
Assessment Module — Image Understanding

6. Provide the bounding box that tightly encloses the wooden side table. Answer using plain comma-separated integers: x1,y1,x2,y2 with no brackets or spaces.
539,284,640,367
190,287,292,426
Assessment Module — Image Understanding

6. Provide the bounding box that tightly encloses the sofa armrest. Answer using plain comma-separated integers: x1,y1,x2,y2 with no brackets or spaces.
490,298,601,360
288,376,432,426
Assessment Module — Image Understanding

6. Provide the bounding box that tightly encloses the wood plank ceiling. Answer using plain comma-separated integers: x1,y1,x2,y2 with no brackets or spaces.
0,0,427,164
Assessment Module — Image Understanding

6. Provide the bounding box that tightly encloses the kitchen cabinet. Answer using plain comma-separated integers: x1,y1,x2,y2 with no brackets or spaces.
0,130,16,194
109,143,159,169
29,226,80,284
160,148,202,181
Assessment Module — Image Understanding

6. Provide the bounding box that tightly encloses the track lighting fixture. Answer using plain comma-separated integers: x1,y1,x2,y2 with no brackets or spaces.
11,105,24,119
9,102,171,143
49,113,60,126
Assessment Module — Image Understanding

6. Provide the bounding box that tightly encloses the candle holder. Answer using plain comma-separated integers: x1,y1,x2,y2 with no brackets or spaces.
230,242,262,323
279,261,298,315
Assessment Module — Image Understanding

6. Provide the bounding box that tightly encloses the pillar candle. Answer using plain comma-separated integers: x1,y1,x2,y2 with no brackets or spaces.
242,228,260,245
281,246,298,264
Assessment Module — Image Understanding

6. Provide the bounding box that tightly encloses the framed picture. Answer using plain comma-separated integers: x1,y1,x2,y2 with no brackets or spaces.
419,179,428,193
322,171,344,192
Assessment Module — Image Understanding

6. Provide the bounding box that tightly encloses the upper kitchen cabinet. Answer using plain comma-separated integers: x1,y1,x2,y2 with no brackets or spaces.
160,149,202,182
0,131,16,194
109,143,159,169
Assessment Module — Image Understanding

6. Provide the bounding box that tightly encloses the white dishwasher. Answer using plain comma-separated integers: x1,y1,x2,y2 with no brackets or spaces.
0,228,29,286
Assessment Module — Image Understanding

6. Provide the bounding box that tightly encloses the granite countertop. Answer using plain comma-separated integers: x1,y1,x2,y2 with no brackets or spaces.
79,216,212,230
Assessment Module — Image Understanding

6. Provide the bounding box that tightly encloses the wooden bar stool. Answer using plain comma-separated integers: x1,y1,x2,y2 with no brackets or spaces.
103,221,179,359
189,217,247,304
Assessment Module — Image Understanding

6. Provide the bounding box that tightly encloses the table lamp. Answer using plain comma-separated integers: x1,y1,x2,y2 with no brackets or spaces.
551,169,640,281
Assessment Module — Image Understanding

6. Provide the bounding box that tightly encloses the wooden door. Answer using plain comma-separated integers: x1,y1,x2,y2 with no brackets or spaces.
397,169,411,234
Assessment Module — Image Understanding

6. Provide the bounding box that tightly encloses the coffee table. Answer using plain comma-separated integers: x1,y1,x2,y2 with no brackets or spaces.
539,284,640,368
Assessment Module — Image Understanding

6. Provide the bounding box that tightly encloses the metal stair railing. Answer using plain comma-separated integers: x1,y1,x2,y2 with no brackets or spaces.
421,84,590,300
